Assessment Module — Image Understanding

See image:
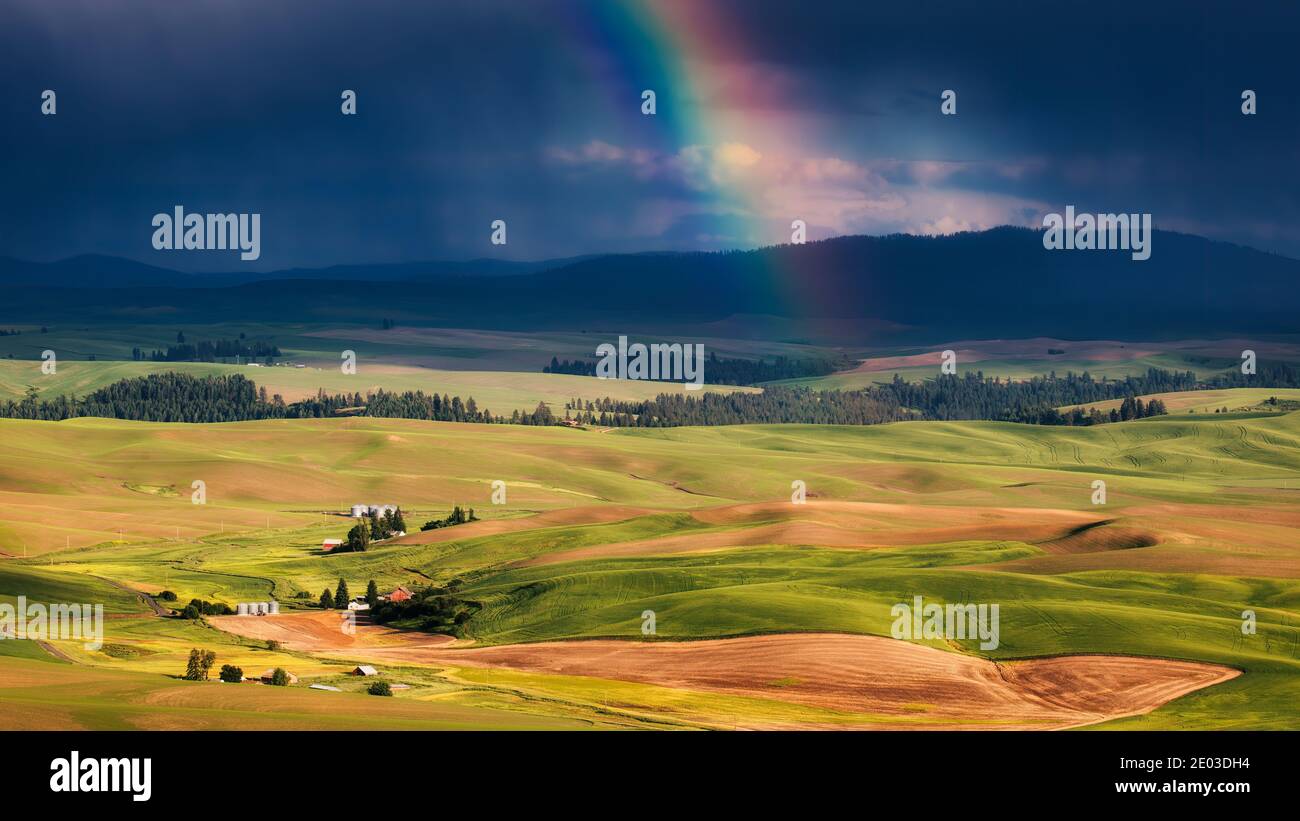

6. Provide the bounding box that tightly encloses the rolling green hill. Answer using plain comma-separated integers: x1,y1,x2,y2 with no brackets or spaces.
2,411,1298,728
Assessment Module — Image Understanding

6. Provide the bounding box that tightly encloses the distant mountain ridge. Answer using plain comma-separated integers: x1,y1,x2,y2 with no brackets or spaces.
0,254,594,288
2,228,1297,340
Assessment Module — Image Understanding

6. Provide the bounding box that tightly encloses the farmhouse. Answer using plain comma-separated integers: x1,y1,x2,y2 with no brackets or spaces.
260,669,298,685
351,665,378,676
347,598,370,611
322,538,344,552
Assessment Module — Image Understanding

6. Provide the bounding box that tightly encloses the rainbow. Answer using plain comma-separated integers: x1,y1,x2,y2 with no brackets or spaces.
560,1,824,320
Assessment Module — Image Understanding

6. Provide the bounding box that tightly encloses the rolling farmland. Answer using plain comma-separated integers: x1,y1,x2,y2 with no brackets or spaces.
2,408,1298,729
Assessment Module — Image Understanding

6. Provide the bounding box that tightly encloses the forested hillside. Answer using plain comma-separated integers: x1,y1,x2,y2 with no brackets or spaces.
7,366,1300,428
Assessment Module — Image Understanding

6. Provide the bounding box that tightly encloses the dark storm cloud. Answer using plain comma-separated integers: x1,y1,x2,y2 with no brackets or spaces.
1,0,1297,270
715,0,1300,247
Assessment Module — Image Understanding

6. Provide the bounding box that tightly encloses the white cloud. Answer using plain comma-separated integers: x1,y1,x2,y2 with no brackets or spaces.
919,215,974,235
543,139,1050,244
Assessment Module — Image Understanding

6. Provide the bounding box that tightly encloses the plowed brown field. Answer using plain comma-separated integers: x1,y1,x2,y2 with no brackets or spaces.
212,616,1237,730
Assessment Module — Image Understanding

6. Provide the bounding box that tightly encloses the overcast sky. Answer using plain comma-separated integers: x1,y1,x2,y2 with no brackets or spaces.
2,0,1298,270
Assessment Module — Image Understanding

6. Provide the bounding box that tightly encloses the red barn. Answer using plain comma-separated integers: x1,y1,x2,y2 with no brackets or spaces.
387,585,413,602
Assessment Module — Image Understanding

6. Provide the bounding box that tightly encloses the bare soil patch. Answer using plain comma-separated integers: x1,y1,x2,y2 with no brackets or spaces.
210,611,456,653
381,633,1238,730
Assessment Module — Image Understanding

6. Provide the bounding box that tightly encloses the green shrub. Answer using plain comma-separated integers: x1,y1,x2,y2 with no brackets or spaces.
184,598,233,616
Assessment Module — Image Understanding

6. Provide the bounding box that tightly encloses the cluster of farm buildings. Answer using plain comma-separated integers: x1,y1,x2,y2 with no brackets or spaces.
224,502,417,686
320,502,406,552
350,503,397,518
343,585,411,611
234,585,410,616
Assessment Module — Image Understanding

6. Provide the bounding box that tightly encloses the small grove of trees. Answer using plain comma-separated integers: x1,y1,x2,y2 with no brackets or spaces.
367,680,393,697
371,507,406,539
319,578,356,609
184,648,217,680
332,507,407,554
180,598,233,619
319,578,381,610
1261,396,1300,411
420,506,477,531
145,336,282,363
344,521,371,552
1117,395,1167,421
1011,396,1169,426
369,579,479,636
269,667,290,686
219,664,243,683
156,590,177,602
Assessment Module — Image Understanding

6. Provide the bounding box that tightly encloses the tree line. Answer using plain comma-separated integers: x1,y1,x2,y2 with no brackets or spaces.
133,336,282,363
4,364,1299,428
0,374,282,422
544,351,850,386
567,387,909,426
420,505,477,531
871,370,1187,422
0,373,550,424
567,372,1181,427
